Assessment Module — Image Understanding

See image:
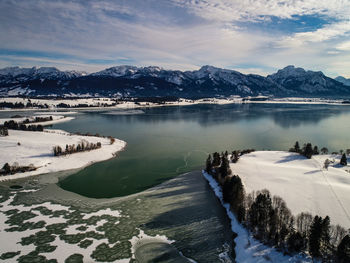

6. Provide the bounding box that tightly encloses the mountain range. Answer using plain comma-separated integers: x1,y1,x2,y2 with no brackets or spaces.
0,65,349,98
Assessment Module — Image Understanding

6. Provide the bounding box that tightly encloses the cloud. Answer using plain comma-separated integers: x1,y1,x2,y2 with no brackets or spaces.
0,0,349,77
336,40,350,51
277,21,350,48
172,0,350,22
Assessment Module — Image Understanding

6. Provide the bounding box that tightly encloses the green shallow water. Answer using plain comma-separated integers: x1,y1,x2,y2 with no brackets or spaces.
7,103,349,198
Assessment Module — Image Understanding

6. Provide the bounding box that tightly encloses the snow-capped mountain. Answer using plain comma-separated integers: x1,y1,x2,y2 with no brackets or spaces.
92,65,186,85
267,65,350,96
0,66,85,81
335,76,350,87
0,65,349,98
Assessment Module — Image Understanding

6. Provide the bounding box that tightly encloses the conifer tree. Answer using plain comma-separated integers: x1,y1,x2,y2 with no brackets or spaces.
294,141,300,153
304,143,313,159
340,153,347,166
212,152,221,167
320,216,331,260
219,154,231,178
222,175,245,220
2,163,11,174
231,150,239,163
337,235,350,263
309,216,331,260
206,154,212,173
309,216,323,259
249,190,273,240
287,231,305,253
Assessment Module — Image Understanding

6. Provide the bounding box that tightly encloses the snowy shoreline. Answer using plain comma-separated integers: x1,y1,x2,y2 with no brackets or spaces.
202,170,312,263
0,96,349,112
0,129,126,182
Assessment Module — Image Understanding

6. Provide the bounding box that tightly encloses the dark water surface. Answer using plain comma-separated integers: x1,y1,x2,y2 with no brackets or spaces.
3,103,349,198
50,103,350,198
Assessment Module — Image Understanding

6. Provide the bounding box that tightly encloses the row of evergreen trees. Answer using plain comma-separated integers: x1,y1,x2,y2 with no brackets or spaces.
289,141,320,159
206,149,255,176
290,141,348,166
53,140,102,156
22,116,53,124
205,152,350,262
0,101,49,109
3,120,44,132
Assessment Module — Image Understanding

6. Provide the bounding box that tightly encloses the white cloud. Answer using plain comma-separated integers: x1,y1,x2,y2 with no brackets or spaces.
173,0,350,22
0,0,349,77
336,40,350,51
277,21,350,48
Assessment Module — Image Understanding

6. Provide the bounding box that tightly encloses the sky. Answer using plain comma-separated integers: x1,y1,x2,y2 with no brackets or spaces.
0,0,350,77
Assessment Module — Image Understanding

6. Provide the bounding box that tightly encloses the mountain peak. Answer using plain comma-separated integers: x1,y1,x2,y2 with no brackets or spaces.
275,65,306,76
335,76,350,86
269,65,326,80
0,66,84,79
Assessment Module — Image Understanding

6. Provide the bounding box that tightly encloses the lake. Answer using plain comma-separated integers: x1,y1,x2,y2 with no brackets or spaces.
46,103,350,198
1,102,350,262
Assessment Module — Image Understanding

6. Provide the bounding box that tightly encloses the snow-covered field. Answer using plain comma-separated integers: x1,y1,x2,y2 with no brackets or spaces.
0,129,126,181
231,151,350,228
0,97,241,110
0,97,117,108
0,115,74,126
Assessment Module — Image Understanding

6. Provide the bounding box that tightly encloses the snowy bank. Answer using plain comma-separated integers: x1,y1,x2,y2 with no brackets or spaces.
232,151,350,229
202,170,312,263
0,129,126,181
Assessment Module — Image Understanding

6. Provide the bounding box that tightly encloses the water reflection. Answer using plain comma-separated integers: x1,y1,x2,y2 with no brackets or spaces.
98,103,350,128
51,103,350,198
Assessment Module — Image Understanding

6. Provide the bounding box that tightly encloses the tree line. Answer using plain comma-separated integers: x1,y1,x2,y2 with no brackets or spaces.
53,140,102,156
56,102,116,108
290,141,348,166
72,132,116,145
22,116,53,124
0,101,49,109
2,120,44,132
0,162,36,176
205,152,350,262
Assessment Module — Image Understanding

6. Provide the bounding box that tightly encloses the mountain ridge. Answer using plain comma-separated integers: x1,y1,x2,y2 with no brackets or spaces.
335,76,350,87
0,65,349,98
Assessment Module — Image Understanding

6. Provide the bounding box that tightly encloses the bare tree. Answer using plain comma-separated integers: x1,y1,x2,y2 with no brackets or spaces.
324,159,331,170
330,224,347,247
296,212,313,237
